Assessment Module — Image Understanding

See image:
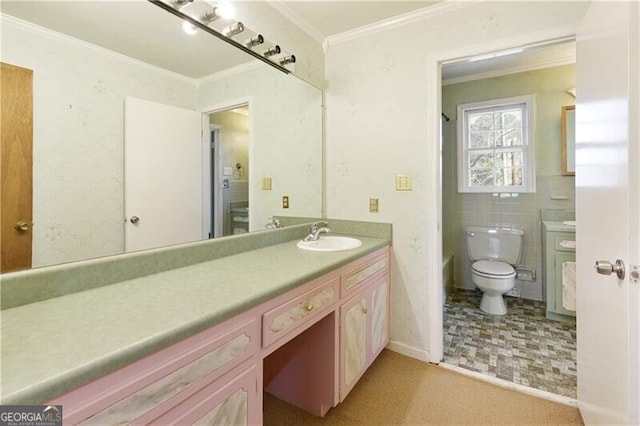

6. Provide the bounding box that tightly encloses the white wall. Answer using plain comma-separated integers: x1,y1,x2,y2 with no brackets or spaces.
325,1,589,360
1,16,197,268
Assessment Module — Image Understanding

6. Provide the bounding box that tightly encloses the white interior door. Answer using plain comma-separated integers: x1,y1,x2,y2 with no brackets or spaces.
576,2,639,424
125,97,203,252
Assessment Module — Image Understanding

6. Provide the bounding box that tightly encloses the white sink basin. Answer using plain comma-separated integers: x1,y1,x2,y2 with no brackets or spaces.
297,236,362,252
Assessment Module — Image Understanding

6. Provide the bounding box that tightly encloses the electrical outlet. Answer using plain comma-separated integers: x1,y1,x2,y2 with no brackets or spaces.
282,195,289,209
262,177,272,190
396,174,412,191
369,197,379,213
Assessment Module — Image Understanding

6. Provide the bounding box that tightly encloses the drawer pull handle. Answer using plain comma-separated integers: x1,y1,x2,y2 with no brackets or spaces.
306,304,314,312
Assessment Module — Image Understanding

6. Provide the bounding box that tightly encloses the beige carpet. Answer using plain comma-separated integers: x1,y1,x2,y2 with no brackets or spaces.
264,350,584,425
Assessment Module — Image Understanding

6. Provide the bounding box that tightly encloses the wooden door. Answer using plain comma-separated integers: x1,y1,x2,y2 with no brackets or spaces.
1,62,33,273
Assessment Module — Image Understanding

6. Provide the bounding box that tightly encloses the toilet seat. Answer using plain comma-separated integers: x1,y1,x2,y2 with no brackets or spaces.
472,260,516,279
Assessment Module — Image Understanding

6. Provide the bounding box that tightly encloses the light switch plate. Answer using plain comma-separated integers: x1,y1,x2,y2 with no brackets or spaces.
282,196,289,209
262,177,272,190
396,174,412,191
369,197,379,213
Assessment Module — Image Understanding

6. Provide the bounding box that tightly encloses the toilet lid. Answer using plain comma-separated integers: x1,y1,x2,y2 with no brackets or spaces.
472,260,515,277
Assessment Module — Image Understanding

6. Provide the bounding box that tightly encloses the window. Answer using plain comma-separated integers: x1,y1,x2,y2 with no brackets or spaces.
457,95,535,193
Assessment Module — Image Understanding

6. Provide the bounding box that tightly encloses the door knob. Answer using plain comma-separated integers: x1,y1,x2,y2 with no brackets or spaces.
595,259,626,280
129,216,140,224
14,221,30,232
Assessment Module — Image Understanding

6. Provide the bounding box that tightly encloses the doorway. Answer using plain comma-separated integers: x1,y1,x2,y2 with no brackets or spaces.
428,36,579,402
203,102,250,239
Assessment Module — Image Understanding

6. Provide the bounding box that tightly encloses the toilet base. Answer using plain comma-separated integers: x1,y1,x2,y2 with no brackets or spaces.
480,293,508,315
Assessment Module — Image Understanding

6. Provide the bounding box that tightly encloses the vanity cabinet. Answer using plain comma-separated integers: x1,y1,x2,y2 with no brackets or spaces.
139,363,259,425
339,252,390,401
542,223,576,321
60,319,260,425
48,245,390,424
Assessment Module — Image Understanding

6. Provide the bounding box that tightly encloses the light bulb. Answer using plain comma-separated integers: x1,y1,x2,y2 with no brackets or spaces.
216,2,236,20
222,22,244,37
182,21,198,35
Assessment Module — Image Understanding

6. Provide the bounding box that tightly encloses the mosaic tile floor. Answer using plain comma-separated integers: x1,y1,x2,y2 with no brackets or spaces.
443,289,577,398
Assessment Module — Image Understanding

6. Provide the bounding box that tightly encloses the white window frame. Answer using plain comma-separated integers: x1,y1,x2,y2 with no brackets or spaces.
456,95,536,193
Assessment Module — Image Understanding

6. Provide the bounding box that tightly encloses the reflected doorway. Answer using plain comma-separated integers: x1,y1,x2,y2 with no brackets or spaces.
205,104,250,238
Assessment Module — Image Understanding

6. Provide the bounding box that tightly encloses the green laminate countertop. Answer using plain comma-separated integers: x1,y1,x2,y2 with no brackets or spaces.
1,235,389,405
542,220,577,233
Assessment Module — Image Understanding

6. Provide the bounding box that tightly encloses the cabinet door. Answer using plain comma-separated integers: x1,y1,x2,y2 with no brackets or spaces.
554,253,577,317
145,364,259,425
340,294,367,400
368,278,389,359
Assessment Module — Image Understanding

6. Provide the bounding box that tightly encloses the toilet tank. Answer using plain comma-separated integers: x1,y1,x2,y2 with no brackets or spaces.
466,226,524,265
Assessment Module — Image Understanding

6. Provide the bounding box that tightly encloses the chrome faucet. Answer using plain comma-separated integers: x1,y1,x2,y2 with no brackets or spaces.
303,221,331,242
265,217,283,229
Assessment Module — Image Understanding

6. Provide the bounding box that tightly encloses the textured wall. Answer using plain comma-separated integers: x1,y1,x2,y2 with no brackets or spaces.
325,2,589,359
1,17,197,268
442,65,577,301
198,63,323,232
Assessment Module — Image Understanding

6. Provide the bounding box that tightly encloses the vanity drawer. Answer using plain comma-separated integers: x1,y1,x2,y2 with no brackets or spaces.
56,319,259,425
262,277,339,347
341,249,389,297
553,235,576,252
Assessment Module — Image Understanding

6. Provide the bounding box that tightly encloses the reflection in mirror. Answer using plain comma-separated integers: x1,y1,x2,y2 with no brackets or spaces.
0,1,322,272
561,105,575,176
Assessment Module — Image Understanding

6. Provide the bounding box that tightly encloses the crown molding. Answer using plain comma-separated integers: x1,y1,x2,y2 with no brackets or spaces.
325,0,485,49
197,60,264,85
1,13,199,87
264,0,326,44
442,55,576,86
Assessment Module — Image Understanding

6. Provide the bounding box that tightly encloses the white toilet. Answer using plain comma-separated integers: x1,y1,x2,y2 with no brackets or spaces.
465,226,524,315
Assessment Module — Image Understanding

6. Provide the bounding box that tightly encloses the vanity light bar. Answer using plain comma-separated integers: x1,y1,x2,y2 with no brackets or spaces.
149,0,293,74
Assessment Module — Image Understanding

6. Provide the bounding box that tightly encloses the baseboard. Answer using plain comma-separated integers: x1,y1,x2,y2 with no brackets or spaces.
386,340,431,362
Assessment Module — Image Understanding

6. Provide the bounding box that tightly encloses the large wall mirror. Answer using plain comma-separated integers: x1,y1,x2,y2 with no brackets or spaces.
561,105,575,176
1,1,323,272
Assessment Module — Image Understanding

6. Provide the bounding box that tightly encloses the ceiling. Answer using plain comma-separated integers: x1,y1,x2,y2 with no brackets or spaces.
272,0,575,82
271,0,442,40
1,0,576,82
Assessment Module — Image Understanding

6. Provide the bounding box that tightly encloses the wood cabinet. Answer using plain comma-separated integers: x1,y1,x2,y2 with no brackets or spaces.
542,224,576,321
